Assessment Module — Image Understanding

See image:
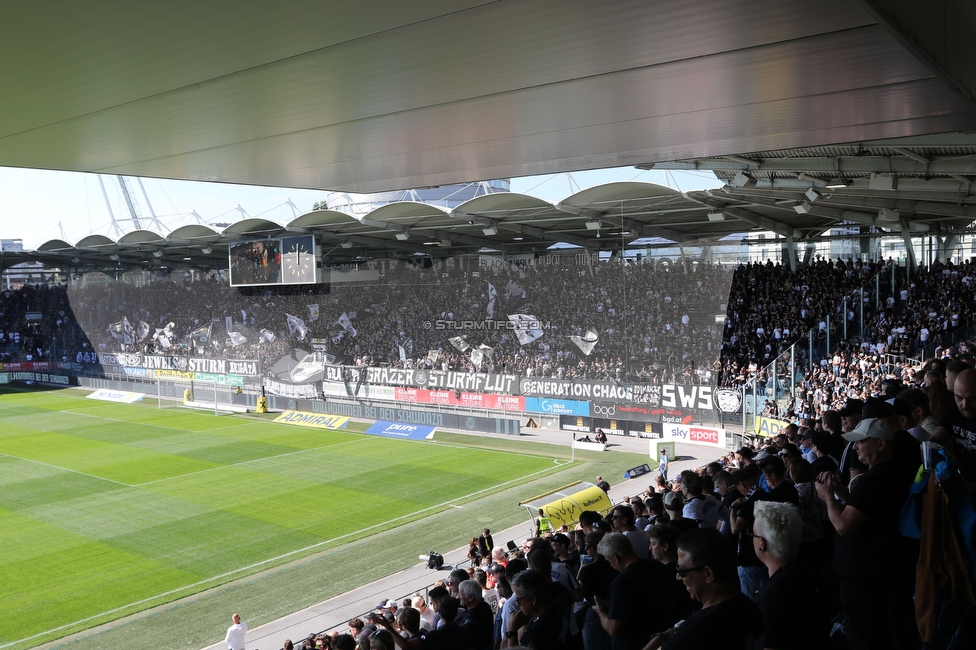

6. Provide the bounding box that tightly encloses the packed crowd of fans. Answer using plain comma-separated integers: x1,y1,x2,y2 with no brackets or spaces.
4,255,733,384
284,368,976,650
3,256,976,414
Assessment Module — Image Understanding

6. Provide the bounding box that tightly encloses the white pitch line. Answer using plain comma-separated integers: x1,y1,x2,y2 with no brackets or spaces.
1,459,567,649
0,453,132,487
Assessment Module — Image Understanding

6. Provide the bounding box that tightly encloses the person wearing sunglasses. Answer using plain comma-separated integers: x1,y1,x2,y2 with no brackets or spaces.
644,528,762,650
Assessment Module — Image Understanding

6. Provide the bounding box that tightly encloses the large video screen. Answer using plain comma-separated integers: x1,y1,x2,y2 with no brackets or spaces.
229,235,318,287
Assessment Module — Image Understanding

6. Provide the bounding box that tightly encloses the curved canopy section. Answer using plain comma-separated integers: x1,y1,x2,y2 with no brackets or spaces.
221,218,286,236
168,225,221,241
36,239,75,252
74,234,117,249
287,210,359,230
118,230,167,245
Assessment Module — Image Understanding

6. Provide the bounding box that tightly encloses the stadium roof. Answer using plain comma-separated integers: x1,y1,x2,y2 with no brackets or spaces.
1,1,975,195
4,1,976,270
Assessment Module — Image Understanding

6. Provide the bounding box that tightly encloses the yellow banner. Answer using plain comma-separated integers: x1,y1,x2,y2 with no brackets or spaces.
274,410,350,430
755,415,791,438
153,369,196,379
539,485,612,530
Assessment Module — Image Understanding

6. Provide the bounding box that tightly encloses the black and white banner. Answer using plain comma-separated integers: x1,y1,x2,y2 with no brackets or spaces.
100,352,261,377
320,364,518,393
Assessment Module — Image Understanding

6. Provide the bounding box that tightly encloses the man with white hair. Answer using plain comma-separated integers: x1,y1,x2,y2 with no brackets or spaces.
457,579,493,650
752,502,830,649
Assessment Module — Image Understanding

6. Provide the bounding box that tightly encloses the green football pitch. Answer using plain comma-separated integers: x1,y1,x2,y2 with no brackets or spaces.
0,387,583,648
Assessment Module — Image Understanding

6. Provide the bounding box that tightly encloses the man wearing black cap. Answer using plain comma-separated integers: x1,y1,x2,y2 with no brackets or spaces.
837,398,867,486
815,417,917,650
735,446,769,492
727,464,769,596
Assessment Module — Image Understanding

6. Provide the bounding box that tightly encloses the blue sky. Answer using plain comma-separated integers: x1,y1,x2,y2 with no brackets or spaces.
0,166,721,249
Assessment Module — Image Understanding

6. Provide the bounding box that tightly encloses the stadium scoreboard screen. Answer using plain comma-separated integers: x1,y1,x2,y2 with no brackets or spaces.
229,235,321,286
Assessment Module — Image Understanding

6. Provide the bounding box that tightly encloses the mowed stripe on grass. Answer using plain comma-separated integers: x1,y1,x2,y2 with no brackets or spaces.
0,388,557,645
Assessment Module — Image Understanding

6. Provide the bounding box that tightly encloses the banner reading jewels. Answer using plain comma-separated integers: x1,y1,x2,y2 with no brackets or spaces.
100,352,261,377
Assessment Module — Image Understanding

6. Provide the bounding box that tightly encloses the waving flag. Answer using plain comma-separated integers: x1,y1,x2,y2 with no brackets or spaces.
448,336,471,352
486,283,497,319
136,320,152,342
338,312,357,337
153,322,176,350
508,314,544,346
569,327,599,356
286,313,308,340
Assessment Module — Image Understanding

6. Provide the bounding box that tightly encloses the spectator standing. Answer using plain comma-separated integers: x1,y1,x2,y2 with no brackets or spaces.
224,613,247,650
752,502,831,649
651,528,763,650
595,532,678,650
815,417,918,650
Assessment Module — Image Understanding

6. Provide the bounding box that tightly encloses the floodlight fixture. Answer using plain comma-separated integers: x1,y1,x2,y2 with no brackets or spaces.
109,253,120,261
585,219,601,230
395,229,410,241
340,240,354,248
483,225,499,236
793,201,813,214
439,238,452,247
732,171,757,188
707,211,725,221
804,188,821,202
201,246,213,255
153,249,164,258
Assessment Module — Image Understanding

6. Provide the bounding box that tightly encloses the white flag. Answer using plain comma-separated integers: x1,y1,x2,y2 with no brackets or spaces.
153,322,176,350
307,304,320,322
136,320,152,342
508,314,544,346
448,336,471,352
486,283,497,319
427,350,440,363
569,330,599,356
228,331,248,346
260,328,276,343
286,313,308,340
470,348,484,369
398,345,407,361
338,312,358,337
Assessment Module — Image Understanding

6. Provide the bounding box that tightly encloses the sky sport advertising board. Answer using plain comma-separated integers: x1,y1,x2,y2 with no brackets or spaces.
660,423,727,449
